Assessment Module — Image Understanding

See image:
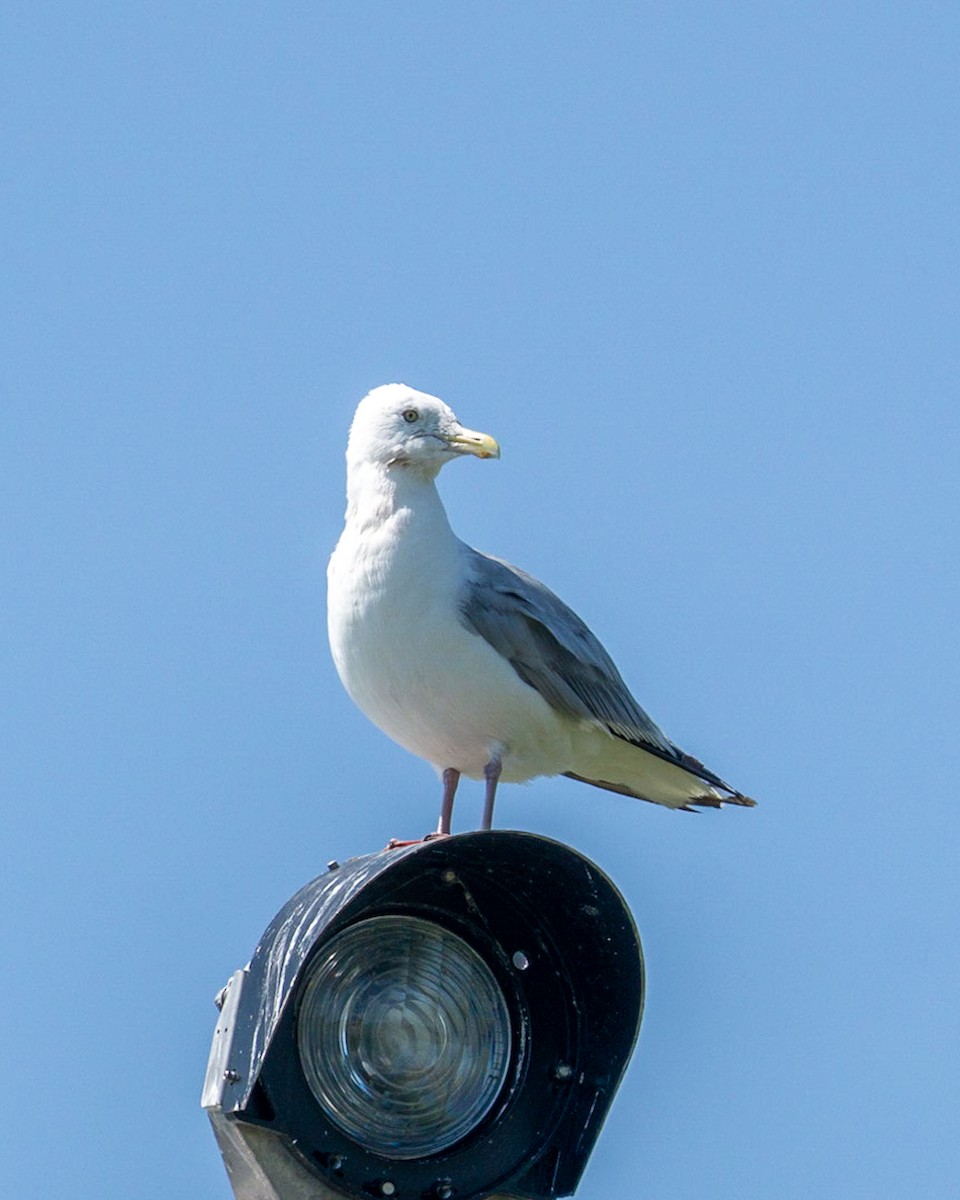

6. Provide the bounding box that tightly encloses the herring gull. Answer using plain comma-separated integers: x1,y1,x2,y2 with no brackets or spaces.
327,384,755,833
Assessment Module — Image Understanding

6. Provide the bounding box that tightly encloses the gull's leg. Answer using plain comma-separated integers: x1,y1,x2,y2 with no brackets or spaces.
481,756,502,831
437,768,460,836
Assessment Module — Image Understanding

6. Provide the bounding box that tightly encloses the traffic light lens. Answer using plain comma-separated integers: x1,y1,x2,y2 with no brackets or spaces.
297,914,512,1159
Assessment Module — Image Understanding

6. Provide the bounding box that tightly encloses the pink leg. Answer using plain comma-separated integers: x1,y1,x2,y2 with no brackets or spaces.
438,768,460,836
481,756,502,831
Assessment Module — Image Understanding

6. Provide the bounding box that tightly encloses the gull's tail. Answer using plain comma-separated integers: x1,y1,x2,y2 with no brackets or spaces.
564,729,757,812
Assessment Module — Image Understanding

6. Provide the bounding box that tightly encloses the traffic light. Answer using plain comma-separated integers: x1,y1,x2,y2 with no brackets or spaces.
202,830,644,1200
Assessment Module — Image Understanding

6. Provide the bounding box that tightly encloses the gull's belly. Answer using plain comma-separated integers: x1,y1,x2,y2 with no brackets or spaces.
329,570,573,781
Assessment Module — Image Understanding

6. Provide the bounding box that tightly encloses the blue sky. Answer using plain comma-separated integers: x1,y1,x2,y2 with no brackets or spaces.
3,4,958,1197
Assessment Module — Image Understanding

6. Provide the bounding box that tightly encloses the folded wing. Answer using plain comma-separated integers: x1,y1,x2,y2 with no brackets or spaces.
459,547,755,809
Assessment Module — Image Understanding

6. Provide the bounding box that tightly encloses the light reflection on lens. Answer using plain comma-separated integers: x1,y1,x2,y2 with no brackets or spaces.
297,914,512,1159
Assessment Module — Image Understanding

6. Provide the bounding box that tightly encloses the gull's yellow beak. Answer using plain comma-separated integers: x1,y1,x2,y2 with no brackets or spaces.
447,426,501,460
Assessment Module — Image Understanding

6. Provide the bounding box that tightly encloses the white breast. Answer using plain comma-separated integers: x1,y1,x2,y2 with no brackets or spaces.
327,506,575,782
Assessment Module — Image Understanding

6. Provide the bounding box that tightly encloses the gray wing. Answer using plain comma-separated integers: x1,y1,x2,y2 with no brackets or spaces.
459,547,680,761
460,547,755,805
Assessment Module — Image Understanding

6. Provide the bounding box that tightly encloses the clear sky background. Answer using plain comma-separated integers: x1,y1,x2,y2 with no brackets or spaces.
3,5,958,1198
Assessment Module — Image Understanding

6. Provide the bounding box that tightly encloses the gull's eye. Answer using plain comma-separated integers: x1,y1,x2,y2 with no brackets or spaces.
402,408,419,424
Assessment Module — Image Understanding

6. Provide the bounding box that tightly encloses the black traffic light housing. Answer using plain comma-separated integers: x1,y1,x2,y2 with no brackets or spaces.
203,830,644,1200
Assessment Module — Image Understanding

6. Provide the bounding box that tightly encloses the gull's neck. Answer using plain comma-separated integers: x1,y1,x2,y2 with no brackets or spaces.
344,458,453,537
